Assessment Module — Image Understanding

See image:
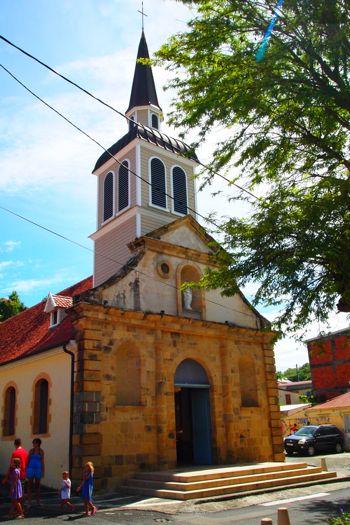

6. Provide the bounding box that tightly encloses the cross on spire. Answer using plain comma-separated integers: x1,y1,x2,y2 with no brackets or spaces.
137,1,148,32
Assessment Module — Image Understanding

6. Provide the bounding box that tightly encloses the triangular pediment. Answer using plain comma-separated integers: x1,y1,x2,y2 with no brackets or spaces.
144,215,217,254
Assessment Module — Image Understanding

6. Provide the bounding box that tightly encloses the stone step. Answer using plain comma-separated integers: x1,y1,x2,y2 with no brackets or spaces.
128,466,323,491
124,470,337,500
132,461,309,483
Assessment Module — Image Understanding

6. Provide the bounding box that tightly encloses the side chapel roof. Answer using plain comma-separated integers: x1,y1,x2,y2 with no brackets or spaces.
0,276,92,366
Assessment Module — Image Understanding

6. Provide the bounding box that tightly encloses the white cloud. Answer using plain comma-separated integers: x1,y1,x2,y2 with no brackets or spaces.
2,240,21,252
0,260,23,270
1,274,67,294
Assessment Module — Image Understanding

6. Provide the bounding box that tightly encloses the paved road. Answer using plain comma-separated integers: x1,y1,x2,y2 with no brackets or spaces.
0,483,350,524
0,452,349,523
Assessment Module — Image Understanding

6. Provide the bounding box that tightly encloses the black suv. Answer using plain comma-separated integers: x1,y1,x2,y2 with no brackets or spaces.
284,425,344,456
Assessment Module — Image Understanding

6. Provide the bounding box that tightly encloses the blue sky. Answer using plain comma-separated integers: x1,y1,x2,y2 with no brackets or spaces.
0,0,191,302
1,0,347,370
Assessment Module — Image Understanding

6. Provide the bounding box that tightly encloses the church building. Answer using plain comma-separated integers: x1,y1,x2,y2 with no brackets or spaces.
0,31,284,491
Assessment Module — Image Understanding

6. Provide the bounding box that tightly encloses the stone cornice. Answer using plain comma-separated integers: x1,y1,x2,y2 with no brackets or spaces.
129,237,218,266
72,302,276,344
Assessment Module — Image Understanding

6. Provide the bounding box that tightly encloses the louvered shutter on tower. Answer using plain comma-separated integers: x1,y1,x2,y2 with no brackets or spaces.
151,158,166,208
173,167,187,215
103,172,114,221
118,161,129,211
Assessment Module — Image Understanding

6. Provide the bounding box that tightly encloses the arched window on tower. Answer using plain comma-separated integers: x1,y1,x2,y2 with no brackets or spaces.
118,160,129,212
172,166,188,215
129,115,136,132
33,378,49,435
150,158,166,209
151,113,159,129
103,171,114,222
3,386,16,436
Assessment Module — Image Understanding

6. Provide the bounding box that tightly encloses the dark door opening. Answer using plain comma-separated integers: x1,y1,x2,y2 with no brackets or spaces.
175,387,212,466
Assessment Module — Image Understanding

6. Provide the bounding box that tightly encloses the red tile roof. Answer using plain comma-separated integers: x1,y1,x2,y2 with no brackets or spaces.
0,276,92,366
308,391,350,410
51,295,73,309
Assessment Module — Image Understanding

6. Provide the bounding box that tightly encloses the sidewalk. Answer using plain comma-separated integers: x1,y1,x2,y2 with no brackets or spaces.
1,453,349,518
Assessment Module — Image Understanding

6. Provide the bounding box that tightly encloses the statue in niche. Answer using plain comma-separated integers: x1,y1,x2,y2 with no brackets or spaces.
183,288,193,310
112,290,126,308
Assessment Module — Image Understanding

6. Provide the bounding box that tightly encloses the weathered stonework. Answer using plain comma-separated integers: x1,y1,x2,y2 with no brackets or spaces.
71,303,283,491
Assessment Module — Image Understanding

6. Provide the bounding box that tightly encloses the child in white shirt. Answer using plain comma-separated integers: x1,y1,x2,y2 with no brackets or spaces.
60,471,75,511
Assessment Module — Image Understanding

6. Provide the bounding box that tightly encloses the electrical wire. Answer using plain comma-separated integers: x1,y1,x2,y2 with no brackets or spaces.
0,46,263,321
0,204,259,320
0,63,223,235
0,33,258,201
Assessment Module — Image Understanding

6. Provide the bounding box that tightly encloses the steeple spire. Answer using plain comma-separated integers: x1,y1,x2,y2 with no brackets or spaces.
126,31,162,115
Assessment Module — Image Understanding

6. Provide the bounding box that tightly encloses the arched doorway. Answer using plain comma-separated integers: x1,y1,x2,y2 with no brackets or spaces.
174,359,212,465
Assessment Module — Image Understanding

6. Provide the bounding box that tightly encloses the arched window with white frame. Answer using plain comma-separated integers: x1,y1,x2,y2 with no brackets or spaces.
172,166,188,215
150,157,166,209
103,171,114,222
118,160,130,212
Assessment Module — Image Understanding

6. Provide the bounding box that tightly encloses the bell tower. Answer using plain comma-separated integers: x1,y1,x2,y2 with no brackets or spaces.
90,31,198,287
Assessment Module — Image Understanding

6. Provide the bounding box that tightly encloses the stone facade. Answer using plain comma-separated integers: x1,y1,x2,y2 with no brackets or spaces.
71,303,283,491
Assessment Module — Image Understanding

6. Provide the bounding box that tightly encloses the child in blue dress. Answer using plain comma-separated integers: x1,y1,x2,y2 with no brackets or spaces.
77,461,96,516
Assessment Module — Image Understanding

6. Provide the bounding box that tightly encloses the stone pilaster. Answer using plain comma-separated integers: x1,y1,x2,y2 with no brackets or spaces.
219,340,234,462
262,336,284,461
71,304,104,488
154,328,176,468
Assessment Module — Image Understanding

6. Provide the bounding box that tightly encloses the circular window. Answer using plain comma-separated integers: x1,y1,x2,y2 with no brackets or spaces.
157,260,172,279
161,263,170,274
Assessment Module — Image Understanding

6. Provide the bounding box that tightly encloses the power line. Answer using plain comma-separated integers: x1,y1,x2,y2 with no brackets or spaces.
0,62,223,235
0,33,258,201
0,204,258,320
0,46,263,321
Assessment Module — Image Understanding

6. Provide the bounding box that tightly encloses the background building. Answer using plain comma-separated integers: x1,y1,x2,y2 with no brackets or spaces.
306,327,350,402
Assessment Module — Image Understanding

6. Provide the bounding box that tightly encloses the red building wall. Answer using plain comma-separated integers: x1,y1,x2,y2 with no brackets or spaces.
307,331,350,401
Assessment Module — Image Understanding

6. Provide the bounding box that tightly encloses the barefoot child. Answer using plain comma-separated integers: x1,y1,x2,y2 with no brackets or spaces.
76,462,97,516
9,458,24,519
60,471,75,511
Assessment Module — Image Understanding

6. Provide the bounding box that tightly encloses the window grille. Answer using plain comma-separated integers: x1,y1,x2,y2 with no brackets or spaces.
118,161,129,211
172,167,188,215
103,172,114,221
151,158,166,208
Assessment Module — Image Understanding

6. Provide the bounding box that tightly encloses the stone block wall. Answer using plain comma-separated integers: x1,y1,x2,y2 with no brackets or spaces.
71,303,283,490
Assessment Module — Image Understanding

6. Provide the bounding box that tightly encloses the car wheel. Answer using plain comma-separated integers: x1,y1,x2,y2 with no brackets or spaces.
307,445,315,456
335,443,343,453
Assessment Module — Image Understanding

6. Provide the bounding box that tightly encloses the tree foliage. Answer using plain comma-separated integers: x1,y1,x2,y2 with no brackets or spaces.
279,362,311,381
157,0,350,332
0,291,26,321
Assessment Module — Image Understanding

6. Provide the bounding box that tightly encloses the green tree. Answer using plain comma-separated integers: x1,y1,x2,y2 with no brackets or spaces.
157,0,350,332
0,291,26,321
281,362,311,381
